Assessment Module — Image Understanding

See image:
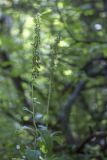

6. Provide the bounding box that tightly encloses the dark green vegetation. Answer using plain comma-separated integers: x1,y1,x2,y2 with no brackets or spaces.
0,0,107,159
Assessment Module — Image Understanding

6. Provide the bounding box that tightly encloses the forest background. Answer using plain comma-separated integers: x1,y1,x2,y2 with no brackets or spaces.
0,0,107,159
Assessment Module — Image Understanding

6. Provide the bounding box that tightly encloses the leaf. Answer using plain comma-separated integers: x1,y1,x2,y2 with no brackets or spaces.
25,149,40,160
39,130,53,155
23,107,33,114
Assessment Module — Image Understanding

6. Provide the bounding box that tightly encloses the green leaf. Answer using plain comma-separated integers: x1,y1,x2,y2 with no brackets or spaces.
25,149,40,160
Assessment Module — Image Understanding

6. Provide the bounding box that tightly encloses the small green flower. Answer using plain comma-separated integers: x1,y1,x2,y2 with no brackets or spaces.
32,14,41,79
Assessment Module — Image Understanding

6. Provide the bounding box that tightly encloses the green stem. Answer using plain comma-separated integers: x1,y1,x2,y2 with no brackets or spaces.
32,79,37,131
47,75,52,126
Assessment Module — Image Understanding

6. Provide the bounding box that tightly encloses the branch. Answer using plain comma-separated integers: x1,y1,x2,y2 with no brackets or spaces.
0,50,31,108
82,54,107,77
60,80,86,144
55,0,107,44
0,3,38,14
75,131,107,153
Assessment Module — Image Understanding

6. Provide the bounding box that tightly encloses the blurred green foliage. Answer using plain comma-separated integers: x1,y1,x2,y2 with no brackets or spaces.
0,0,107,159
